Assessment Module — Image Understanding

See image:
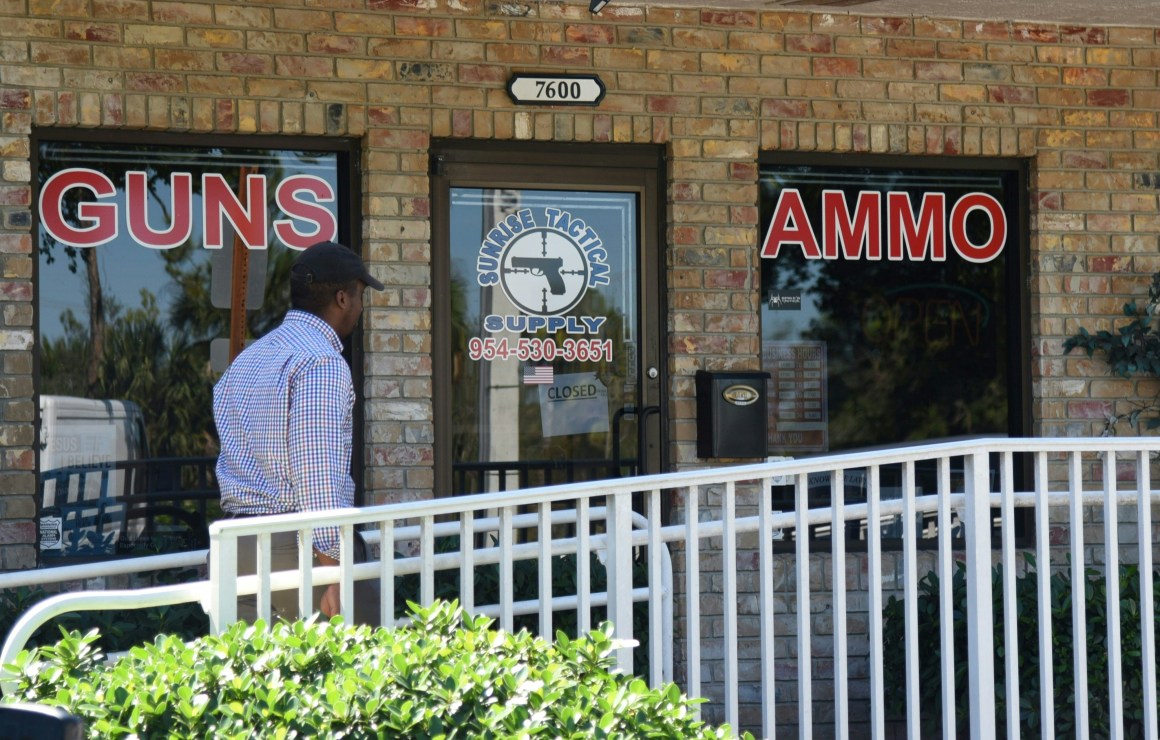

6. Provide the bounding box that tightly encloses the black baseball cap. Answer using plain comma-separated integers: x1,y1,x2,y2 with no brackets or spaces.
291,240,384,291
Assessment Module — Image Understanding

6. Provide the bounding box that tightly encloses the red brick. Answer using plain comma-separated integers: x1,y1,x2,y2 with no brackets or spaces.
0,522,34,545
394,17,453,37
0,187,30,206
215,98,235,129
785,34,832,54
0,280,32,299
705,269,749,289
1067,400,1113,419
565,24,616,45
1012,24,1058,42
308,35,361,55
1087,89,1129,107
368,0,427,9
648,96,696,114
1037,192,1062,211
964,21,1009,40
701,10,757,28
862,17,912,36
152,1,212,25
0,89,31,109
1061,26,1107,44
126,73,183,92
276,56,333,78
1089,255,1130,272
672,226,699,245
730,162,757,181
64,22,120,42
368,107,399,126
1063,149,1110,169
988,85,1035,104
542,46,591,65
458,65,507,84
813,58,859,77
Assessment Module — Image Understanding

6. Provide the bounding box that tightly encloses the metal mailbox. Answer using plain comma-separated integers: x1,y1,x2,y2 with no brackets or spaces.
695,370,770,459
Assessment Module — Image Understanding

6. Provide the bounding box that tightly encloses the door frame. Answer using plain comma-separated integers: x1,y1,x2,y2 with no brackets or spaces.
430,140,667,497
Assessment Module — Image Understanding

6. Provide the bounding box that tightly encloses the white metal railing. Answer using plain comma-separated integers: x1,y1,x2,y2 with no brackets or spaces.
0,504,674,691
3,437,1160,740
0,550,208,591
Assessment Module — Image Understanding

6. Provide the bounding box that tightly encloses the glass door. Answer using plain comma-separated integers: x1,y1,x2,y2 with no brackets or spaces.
432,143,664,496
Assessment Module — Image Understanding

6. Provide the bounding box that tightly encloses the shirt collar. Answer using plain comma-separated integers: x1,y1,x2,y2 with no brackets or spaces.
284,309,344,353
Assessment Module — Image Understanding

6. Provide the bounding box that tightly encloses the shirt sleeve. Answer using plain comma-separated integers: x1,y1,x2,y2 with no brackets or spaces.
287,354,356,560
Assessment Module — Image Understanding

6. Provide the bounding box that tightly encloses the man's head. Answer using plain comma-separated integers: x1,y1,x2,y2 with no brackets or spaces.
290,241,385,338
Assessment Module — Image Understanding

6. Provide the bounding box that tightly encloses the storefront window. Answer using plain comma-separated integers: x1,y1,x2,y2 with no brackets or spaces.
759,155,1028,543
35,133,353,561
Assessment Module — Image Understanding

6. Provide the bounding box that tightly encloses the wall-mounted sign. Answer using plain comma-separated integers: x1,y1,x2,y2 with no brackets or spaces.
507,74,606,107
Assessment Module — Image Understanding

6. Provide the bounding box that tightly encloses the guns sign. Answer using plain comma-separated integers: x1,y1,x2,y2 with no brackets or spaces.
473,206,612,362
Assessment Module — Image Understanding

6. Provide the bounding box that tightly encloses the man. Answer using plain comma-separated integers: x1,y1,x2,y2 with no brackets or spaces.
214,240,383,622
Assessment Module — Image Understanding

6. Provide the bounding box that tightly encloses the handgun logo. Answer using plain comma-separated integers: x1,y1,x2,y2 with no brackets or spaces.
498,227,592,316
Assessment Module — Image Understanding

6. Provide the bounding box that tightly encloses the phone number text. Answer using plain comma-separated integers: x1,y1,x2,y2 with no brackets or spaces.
468,337,613,363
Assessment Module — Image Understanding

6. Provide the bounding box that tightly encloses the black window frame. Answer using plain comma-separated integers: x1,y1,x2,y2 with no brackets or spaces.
757,152,1032,549
31,129,363,563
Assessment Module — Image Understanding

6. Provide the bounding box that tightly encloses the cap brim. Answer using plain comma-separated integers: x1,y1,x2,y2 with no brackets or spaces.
363,271,385,291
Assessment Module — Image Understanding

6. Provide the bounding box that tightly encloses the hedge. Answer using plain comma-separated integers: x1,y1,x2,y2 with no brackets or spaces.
883,556,1160,737
3,599,749,739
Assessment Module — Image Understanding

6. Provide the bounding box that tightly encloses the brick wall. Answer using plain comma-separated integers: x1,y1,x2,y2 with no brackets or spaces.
1,0,1158,729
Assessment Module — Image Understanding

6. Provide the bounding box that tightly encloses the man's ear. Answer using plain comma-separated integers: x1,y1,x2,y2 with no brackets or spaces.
333,287,350,309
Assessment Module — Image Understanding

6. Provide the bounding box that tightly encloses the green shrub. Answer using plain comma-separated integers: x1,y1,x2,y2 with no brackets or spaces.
883,556,1160,737
3,599,746,739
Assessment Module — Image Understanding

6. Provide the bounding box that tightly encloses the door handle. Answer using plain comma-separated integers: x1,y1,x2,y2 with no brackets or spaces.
612,405,660,476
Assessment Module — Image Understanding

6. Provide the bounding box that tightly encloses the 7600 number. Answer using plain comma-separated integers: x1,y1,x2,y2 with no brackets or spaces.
535,80,583,101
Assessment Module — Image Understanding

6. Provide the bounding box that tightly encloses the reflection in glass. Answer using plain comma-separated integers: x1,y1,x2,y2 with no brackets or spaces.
760,164,1017,457
36,140,342,558
449,188,637,493
759,161,1023,547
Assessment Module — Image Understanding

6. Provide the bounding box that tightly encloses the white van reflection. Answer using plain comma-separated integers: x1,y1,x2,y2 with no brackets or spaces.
38,395,148,558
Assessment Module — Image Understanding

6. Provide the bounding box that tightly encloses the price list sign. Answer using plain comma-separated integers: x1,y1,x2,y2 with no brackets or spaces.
763,341,828,453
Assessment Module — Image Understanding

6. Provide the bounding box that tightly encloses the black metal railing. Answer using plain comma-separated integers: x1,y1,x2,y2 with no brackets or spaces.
39,456,219,563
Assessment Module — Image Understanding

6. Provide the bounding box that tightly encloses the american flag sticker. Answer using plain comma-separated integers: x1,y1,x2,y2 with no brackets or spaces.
523,365,554,385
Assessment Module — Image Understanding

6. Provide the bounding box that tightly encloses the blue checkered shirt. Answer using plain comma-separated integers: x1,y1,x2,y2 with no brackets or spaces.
214,310,355,560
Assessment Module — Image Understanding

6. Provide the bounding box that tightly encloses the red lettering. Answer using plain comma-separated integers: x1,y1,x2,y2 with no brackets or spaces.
760,189,820,259
273,174,337,249
950,192,1006,263
126,171,193,249
822,190,881,260
762,188,1006,264
887,192,945,261
202,173,268,249
38,168,118,247
39,167,343,252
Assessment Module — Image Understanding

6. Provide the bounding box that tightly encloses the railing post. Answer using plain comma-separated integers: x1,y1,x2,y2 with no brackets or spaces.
606,490,634,673
964,451,996,740
207,527,236,635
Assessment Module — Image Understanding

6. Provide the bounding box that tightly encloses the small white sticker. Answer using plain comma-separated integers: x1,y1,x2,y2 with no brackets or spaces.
40,516,62,551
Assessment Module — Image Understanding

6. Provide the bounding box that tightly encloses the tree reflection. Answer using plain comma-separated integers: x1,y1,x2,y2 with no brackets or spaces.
759,164,1017,452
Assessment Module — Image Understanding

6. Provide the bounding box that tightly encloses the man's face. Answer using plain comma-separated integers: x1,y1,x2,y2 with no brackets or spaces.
335,281,365,338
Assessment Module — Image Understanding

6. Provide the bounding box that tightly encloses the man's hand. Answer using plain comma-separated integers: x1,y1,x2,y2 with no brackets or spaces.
315,550,341,618
319,583,341,618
